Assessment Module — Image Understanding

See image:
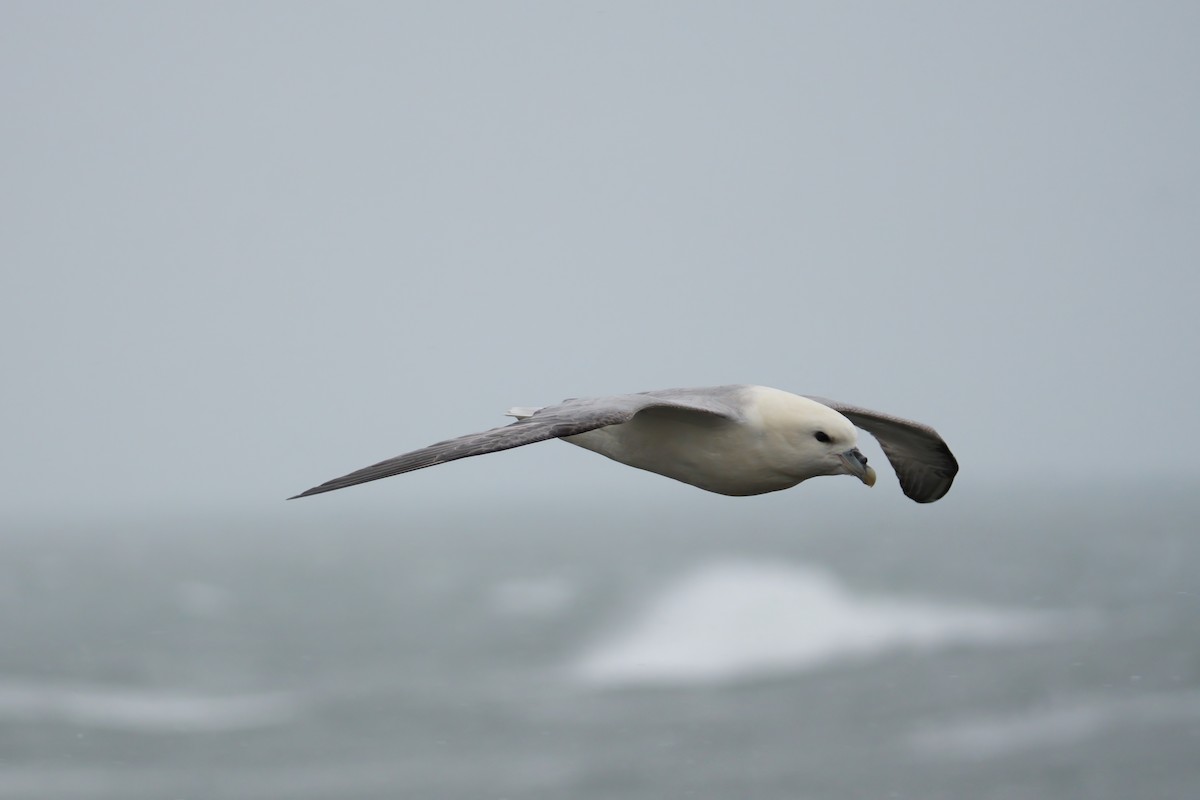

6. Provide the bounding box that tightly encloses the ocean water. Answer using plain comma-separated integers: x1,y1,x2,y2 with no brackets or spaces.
1,482,1197,799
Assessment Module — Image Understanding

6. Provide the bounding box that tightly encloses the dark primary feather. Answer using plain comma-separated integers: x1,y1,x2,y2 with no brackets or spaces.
288,389,743,499
806,396,959,503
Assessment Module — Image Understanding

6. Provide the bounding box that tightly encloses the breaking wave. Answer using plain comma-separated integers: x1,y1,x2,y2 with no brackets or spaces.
908,690,1200,759
0,677,300,732
573,559,1058,687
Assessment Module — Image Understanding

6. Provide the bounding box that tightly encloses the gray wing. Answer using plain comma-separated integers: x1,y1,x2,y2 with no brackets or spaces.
289,388,745,499
806,396,959,503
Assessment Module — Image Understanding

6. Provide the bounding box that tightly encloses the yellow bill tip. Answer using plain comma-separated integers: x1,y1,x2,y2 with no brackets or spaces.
863,465,877,487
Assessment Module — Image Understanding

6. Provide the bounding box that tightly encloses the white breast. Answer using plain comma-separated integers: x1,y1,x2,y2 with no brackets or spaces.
563,386,843,496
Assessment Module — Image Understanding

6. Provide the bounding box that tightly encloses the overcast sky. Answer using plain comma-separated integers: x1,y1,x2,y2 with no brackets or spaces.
3,2,1197,522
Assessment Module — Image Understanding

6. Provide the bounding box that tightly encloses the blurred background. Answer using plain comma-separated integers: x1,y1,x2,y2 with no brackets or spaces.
2,2,1198,798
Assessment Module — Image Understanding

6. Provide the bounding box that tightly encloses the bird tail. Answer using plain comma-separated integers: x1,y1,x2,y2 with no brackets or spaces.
505,406,542,420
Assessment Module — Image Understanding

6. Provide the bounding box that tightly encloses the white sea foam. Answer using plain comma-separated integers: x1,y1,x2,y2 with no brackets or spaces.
573,559,1056,687
0,677,299,732
908,690,1200,759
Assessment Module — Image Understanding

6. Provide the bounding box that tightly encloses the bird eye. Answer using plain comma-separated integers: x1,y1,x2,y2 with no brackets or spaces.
814,431,831,443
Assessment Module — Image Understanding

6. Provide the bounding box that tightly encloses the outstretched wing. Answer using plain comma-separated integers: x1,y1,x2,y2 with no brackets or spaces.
289,388,745,499
806,397,959,503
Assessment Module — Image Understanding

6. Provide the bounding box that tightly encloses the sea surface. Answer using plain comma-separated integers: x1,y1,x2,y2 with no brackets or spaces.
1,482,1197,799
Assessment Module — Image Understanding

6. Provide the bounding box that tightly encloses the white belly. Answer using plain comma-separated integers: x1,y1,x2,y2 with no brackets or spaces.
562,407,805,496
